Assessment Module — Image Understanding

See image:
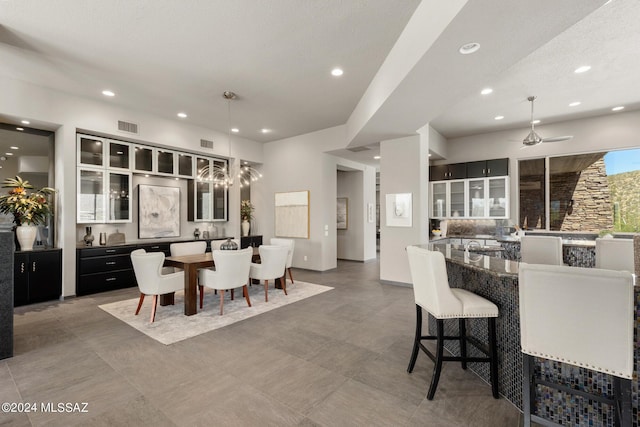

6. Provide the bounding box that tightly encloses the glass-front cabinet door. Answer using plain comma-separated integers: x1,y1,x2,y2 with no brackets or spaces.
107,140,131,170
77,135,106,167
449,180,465,218
156,149,175,175
177,153,194,178
488,177,508,218
108,172,132,222
431,182,447,218
212,159,228,220
78,168,105,223
468,179,486,217
133,145,154,173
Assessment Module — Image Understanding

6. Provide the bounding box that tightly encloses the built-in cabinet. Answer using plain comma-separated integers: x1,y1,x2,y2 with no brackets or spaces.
429,163,467,181
77,133,227,224
14,249,62,306
430,158,509,219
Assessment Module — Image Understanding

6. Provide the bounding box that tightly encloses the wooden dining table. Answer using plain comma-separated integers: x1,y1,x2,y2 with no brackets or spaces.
163,252,214,315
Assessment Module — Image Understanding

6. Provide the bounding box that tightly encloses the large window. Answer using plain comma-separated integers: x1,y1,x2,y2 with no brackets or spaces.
519,148,640,232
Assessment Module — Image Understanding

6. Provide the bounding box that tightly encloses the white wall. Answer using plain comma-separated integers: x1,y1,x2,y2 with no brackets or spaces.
379,134,429,284
0,76,263,297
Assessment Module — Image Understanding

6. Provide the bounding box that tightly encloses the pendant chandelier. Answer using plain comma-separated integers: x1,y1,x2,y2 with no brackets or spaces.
198,91,262,188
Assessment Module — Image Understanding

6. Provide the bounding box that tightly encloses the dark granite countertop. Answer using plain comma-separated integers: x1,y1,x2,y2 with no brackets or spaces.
414,243,518,278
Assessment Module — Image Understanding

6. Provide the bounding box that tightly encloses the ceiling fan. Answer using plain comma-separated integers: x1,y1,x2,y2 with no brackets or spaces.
520,96,573,147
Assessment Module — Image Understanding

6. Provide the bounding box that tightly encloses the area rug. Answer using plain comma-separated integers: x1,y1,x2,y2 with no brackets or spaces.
99,281,333,345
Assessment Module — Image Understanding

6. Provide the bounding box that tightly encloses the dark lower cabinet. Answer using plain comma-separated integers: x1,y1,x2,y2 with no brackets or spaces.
241,235,263,249
14,249,62,307
76,245,137,296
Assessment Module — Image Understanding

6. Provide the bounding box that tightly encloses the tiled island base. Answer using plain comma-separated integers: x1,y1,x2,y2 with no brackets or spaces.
426,247,638,427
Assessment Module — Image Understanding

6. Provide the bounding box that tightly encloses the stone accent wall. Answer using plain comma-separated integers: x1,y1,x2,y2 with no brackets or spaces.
550,157,613,232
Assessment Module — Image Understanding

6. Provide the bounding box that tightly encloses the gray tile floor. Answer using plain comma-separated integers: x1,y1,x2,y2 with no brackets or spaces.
1,259,522,426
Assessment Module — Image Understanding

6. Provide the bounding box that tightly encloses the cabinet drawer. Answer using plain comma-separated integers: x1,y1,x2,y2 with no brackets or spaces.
79,246,135,258
77,269,136,296
80,255,131,274
138,243,170,254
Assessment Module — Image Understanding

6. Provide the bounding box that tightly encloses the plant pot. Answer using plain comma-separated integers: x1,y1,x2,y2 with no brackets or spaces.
241,220,250,237
16,224,37,251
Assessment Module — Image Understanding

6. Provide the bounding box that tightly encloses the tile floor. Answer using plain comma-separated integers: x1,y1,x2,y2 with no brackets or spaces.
1,259,522,426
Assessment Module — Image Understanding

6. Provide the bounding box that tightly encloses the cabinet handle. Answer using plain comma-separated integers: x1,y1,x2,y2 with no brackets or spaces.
106,249,116,253
482,169,485,174
105,277,117,282
488,168,491,174
106,261,116,265
32,262,36,272
151,246,159,249
21,262,25,273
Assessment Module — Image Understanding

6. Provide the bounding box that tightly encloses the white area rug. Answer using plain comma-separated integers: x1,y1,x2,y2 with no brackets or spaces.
99,281,333,345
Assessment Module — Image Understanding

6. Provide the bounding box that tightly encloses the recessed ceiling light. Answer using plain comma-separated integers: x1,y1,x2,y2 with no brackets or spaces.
21,120,30,125
6,153,13,156
231,128,239,133
374,155,381,160
331,68,343,77
569,101,581,107
459,42,480,55
102,90,115,97
574,65,591,74
428,153,432,157
612,106,625,111
481,88,493,95
494,115,504,120
261,128,271,133
531,120,541,125
16,127,24,131
10,146,18,150
177,112,187,118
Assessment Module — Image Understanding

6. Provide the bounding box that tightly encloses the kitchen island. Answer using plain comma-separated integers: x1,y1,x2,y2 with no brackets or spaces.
415,242,638,427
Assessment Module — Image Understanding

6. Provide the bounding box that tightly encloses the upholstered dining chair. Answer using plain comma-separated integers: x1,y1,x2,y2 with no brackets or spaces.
249,245,289,302
520,235,563,265
406,245,499,400
130,249,184,323
270,237,295,284
595,237,634,272
198,248,253,315
518,263,634,426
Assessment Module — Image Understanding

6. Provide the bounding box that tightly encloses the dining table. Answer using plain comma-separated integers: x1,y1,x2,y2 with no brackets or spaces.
163,252,214,315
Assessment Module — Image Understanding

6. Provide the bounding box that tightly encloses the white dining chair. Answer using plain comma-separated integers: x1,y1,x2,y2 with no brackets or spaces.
520,235,563,265
518,263,634,426
270,237,295,284
198,248,253,314
249,245,289,302
130,249,184,323
595,237,633,272
406,245,499,400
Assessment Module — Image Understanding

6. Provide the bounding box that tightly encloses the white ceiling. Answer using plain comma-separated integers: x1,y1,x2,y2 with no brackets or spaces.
0,0,638,168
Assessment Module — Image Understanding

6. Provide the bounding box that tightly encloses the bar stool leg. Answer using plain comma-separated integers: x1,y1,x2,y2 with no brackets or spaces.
407,304,422,373
488,317,499,398
427,319,445,400
459,318,467,370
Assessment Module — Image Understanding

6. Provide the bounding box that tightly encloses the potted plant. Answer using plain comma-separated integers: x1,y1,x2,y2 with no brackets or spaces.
240,200,254,237
0,176,55,250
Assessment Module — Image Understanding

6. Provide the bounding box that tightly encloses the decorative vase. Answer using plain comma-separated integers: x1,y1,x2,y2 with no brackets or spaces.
16,224,37,251
241,219,250,237
220,237,238,250
83,226,94,246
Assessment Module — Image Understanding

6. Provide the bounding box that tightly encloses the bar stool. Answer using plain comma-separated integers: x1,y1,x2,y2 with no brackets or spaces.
595,237,634,272
520,235,563,265
518,263,634,426
406,246,499,400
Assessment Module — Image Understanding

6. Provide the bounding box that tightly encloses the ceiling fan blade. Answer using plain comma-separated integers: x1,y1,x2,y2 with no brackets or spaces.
541,135,573,143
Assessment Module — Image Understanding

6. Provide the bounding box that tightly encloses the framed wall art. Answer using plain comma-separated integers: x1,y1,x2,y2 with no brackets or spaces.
275,190,309,238
138,184,180,238
385,193,412,227
337,197,348,230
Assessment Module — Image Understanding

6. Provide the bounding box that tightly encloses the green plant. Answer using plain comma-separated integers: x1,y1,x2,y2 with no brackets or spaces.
240,199,254,221
0,176,55,226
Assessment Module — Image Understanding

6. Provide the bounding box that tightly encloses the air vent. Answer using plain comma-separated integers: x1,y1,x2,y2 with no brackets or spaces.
347,146,371,153
200,139,214,149
118,120,139,134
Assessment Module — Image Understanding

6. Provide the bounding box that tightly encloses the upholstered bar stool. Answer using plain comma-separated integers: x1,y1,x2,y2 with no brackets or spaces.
520,235,563,265
595,237,634,272
406,246,499,400
518,263,634,427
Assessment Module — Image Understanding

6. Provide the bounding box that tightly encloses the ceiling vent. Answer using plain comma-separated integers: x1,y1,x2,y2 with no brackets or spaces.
118,120,139,134
346,146,371,153
200,139,214,149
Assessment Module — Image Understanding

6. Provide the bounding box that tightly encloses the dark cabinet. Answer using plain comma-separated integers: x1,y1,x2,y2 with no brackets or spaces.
241,235,263,249
77,245,137,296
466,158,509,178
429,163,466,180
14,249,62,307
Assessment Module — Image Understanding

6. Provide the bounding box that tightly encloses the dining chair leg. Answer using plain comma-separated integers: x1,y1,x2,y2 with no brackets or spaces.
407,304,422,373
243,284,252,307
459,318,467,370
135,293,145,315
199,285,204,309
265,279,269,302
150,295,158,323
219,288,224,315
280,276,287,295
288,267,294,284
427,319,445,400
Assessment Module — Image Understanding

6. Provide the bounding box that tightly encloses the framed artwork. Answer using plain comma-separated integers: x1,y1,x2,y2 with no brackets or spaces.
275,190,309,238
138,184,180,238
337,197,348,230
385,193,412,227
